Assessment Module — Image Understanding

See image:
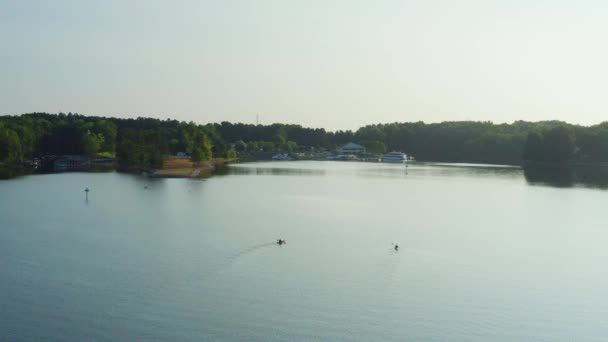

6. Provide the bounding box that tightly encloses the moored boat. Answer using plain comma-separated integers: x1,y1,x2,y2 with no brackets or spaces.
383,151,407,163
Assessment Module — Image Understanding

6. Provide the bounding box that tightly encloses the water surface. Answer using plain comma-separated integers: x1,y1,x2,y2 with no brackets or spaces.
1,161,608,341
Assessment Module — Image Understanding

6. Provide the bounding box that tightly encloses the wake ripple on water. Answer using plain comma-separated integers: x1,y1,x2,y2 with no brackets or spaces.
199,241,280,281
223,242,279,267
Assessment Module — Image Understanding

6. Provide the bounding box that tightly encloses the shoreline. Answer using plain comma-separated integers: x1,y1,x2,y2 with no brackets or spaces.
146,158,239,178
5,158,608,181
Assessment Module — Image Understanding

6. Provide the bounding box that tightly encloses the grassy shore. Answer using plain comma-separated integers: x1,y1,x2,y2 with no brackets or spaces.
151,157,238,178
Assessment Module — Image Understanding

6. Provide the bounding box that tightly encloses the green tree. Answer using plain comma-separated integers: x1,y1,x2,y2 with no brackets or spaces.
234,140,247,152
360,140,386,154
543,126,574,163
0,126,23,162
93,119,117,152
187,128,212,165
83,130,105,155
523,132,544,162
261,141,275,152
283,141,298,153
226,148,237,158
247,141,260,152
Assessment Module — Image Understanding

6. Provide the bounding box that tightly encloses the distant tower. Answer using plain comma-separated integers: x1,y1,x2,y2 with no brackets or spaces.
256,114,259,125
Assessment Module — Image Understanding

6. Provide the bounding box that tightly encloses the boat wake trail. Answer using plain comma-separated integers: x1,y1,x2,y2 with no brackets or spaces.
380,247,401,287
200,242,278,280
224,242,277,265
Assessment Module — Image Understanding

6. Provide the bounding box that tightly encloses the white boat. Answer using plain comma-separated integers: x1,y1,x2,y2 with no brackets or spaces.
383,151,407,163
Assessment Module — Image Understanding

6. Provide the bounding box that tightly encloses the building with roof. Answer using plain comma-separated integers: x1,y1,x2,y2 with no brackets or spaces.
339,142,366,155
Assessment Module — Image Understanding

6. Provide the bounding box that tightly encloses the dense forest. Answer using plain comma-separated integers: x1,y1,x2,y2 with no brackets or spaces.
1,113,608,167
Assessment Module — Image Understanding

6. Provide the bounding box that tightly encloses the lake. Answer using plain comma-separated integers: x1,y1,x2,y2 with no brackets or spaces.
1,161,608,341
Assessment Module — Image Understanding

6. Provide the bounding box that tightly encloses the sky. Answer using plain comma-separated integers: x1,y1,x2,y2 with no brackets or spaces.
1,0,608,130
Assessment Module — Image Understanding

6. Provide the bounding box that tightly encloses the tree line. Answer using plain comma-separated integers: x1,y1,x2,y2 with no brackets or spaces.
1,112,608,167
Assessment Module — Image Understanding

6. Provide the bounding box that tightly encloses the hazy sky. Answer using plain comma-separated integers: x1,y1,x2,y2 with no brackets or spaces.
1,0,607,130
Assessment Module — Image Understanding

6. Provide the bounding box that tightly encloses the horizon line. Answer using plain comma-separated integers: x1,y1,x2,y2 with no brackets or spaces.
3,111,608,132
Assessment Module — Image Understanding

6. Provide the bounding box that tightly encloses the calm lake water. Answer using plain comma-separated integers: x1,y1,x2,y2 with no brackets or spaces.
2,161,608,341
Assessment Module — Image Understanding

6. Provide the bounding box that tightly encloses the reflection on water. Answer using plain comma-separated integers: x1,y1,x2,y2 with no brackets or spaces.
221,162,608,189
524,166,608,189
0,166,115,180
219,164,327,177
225,161,523,181
227,161,608,190
6,161,608,191
0,167,33,180
412,162,522,179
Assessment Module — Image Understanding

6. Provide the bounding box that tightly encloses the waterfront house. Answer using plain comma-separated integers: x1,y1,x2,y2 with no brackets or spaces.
339,142,366,155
